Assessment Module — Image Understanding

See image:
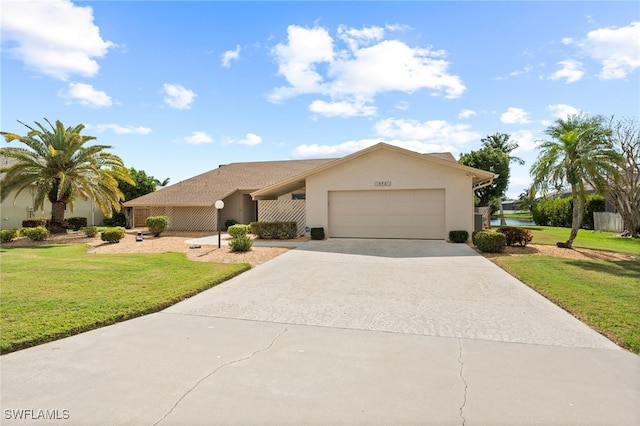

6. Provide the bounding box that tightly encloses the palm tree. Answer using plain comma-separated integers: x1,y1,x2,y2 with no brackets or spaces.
481,133,524,225
530,113,620,248
1,119,133,233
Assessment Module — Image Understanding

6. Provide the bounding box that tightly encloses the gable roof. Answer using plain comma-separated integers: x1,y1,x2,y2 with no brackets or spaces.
251,142,497,200
123,158,336,207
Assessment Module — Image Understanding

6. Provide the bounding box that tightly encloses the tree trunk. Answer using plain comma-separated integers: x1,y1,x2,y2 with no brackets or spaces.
499,198,507,226
50,201,67,234
564,191,585,248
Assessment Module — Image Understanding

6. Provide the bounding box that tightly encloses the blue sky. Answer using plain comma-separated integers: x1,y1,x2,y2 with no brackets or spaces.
2,1,639,199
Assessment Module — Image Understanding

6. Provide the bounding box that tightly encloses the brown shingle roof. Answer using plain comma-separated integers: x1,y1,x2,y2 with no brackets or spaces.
123,158,337,207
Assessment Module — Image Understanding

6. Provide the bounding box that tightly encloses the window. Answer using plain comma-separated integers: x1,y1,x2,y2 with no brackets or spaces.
292,193,306,200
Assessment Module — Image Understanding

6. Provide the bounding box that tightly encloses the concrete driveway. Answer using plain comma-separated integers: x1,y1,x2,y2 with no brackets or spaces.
1,239,638,425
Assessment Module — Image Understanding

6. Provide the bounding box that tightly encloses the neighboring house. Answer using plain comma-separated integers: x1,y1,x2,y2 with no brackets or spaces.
124,143,496,238
0,156,106,230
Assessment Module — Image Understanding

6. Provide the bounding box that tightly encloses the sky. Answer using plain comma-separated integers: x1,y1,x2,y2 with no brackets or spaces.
1,1,639,199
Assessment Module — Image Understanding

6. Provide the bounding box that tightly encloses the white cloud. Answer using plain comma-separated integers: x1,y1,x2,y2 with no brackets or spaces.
0,0,115,80
457,109,476,119
547,103,580,120
292,138,459,159
581,21,640,79
501,107,531,124
163,83,196,109
511,130,538,153
237,133,263,146
182,131,212,144
60,83,112,107
221,45,240,68
374,118,480,145
561,37,574,45
269,24,466,108
309,99,376,117
549,60,585,83
93,124,152,135
394,101,409,110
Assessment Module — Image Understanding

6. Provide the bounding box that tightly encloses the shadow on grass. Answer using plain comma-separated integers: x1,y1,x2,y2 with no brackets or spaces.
565,259,640,279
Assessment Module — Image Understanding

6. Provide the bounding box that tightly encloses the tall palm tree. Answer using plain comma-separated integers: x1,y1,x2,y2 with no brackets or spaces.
1,119,133,233
530,113,620,248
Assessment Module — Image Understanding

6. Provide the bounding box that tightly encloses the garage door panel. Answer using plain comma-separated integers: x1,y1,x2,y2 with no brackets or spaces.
329,189,445,239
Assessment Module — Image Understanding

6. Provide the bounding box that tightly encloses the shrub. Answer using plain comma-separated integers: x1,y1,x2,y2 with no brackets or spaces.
229,235,253,252
1,229,18,243
496,226,533,247
101,227,126,243
547,197,572,228
227,224,249,238
83,226,98,237
250,221,297,239
582,194,605,230
145,215,169,237
22,226,50,241
22,217,49,228
310,227,325,240
67,217,87,231
532,199,550,226
471,230,482,246
103,212,127,228
474,231,506,253
224,219,238,229
448,230,469,243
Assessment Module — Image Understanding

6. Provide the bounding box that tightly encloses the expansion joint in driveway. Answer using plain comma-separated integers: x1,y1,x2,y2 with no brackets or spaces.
458,338,468,426
152,325,289,425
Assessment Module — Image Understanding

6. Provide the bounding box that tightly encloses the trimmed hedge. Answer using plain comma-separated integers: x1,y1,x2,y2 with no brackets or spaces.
229,235,253,252
22,226,50,241
227,224,250,238
1,229,18,243
532,194,606,230
449,230,469,243
310,227,325,240
67,217,87,231
474,230,506,253
497,226,533,247
101,227,126,243
146,216,169,237
22,217,49,228
83,226,98,237
250,221,297,239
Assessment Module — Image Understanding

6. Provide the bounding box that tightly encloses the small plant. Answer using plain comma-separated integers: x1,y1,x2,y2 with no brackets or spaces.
101,227,126,243
250,221,297,239
22,226,50,241
145,215,169,237
83,226,98,237
1,229,18,243
448,230,469,243
67,217,88,231
497,226,533,247
474,231,506,253
310,227,325,240
227,224,250,238
229,235,253,252
224,219,239,229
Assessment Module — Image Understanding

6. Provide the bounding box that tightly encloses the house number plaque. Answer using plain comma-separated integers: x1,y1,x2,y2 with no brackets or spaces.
374,181,391,187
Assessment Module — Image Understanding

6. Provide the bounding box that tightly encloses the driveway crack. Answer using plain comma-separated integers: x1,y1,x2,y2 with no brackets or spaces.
153,325,289,425
458,338,468,426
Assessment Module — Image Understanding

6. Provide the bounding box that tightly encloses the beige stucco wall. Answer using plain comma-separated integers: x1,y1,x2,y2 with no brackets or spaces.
305,148,475,237
0,187,105,230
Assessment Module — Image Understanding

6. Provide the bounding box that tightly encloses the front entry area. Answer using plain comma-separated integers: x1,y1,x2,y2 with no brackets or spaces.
328,189,445,239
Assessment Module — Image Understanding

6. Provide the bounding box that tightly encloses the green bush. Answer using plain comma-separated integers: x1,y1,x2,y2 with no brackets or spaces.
229,235,253,252
471,230,482,246
22,217,49,228
67,217,87,231
227,224,249,238
497,226,533,247
583,194,605,230
102,211,127,228
250,221,297,239
474,231,506,253
101,227,126,243
224,219,238,229
1,229,18,243
22,226,50,241
145,216,169,237
448,230,469,243
532,199,550,226
547,197,572,228
83,226,98,237
310,227,325,240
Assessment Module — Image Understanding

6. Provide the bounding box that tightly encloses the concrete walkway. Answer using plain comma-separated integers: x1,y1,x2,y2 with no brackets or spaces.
1,239,638,425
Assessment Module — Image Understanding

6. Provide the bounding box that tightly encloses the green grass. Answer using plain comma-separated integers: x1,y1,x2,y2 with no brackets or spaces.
493,225,640,256
493,255,640,353
0,244,250,353
492,212,533,220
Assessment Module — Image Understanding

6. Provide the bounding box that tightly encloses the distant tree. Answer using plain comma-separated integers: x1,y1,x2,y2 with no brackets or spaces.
0,119,132,233
120,168,157,201
607,117,640,236
154,177,171,186
459,147,510,208
516,187,536,213
530,113,620,248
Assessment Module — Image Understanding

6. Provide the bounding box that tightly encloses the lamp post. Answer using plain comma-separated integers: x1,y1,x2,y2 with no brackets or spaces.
214,200,224,248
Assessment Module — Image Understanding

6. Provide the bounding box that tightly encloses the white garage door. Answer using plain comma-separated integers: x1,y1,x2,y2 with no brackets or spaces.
328,189,445,239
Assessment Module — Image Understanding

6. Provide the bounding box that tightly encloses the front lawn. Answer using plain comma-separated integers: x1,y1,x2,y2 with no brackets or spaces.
493,255,640,353
0,244,249,353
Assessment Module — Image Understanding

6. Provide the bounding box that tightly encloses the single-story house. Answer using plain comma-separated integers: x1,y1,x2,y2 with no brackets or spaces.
124,143,497,239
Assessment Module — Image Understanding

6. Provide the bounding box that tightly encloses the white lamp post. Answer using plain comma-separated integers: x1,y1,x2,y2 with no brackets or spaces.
214,200,224,248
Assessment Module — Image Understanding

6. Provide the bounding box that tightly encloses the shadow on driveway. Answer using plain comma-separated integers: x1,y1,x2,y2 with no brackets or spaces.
296,238,479,258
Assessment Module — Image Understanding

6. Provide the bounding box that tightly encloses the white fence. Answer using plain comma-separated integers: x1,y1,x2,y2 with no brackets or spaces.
594,212,623,232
